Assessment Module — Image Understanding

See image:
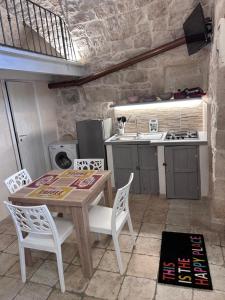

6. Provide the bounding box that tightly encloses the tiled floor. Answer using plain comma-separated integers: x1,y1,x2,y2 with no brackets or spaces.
0,195,225,300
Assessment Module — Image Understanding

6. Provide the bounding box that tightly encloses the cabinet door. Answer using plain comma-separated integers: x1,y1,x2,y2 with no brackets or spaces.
138,145,159,194
165,146,200,199
113,144,140,193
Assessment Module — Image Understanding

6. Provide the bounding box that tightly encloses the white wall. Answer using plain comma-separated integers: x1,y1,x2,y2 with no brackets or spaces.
34,81,59,170
0,83,18,221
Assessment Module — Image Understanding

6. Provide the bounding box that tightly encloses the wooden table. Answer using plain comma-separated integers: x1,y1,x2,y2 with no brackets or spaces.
8,169,113,278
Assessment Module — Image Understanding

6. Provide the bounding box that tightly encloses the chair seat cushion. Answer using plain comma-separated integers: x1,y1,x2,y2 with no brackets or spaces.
88,205,127,234
22,217,74,252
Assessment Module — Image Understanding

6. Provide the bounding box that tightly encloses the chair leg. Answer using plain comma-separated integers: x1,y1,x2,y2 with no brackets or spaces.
19,245,26,283
127,214,136,247
112,234,124,275
56,248,65,293
96,233,101,241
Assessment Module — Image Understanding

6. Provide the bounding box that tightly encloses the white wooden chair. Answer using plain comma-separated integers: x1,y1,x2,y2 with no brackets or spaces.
4,169,32,194
4,202,74,293
88,173,135,274
74,159,105,205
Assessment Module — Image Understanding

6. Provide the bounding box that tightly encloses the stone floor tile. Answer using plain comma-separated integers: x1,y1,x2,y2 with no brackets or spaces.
165,225,192,233
14,282,52,300
127,254,159,279
193,290,225,300
0,276,24,300
85,270,123,300
98,250,131,273
220,234,225,247
0,253,19,275
48,289,82,300
155,284,193,300
0,234,16,252
120,221,141,236
1,222,17,236
108,234,135,253
56,265,88,293
134,236,161,256
139,223,165,239
30,260,68,287
6,257,43,280
207,244,224,265
118,276,156,300
209,264,225,292
166,213,190,226
31,249,50,259
130,210,144,222
168,199,191,208
83,297,104,300
93,235,111,249
73,247,105,269
48,242,79,263
143,211,167,224
4,239,19,255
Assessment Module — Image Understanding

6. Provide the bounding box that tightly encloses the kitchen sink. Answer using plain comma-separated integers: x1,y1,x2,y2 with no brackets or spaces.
111,133,163,141
137,133,163,140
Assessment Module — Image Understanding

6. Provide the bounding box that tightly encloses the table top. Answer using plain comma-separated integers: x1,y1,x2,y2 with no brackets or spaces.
9,169,111,207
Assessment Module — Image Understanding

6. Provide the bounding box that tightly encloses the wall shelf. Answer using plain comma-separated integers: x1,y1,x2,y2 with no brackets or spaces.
110,98,203,109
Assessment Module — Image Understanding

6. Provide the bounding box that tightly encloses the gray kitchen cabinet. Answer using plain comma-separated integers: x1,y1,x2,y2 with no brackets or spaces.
138,145,159,194
112,144,159,194
165,145,200,199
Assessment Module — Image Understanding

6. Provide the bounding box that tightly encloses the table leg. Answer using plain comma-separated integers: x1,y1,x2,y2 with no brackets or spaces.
104,177,113,208
71,206,93,278
25,249,32,266
22,232,32,266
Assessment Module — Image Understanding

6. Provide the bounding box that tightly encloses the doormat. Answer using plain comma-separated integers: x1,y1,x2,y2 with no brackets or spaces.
158,231,213,290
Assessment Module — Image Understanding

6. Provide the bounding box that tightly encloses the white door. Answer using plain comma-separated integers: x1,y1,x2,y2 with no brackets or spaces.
6,81,47,179
0,83,18,221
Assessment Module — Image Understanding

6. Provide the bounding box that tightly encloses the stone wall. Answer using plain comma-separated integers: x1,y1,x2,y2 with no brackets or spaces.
208,0,225,223
53,0,213,137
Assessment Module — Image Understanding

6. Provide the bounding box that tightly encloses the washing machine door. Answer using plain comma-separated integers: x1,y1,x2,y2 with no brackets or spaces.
55,151,72,169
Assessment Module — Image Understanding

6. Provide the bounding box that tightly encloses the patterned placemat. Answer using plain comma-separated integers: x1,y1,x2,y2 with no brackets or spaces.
70,174,103,190
27,174,58,188
59,170,96,179
26,186,73,200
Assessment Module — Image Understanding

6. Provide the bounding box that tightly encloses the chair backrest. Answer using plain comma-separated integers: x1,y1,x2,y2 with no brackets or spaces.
4,169,32,194
4,202,58,243
111,173,134,231
74,159,104,171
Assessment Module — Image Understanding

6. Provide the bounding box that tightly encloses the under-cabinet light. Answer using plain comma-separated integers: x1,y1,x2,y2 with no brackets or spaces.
113,99,203,111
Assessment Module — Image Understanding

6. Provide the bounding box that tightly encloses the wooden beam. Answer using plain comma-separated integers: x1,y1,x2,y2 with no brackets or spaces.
48,37,186,89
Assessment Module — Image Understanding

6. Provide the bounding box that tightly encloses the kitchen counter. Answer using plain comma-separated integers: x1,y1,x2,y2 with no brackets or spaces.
105,131,208,145
105,131,209,198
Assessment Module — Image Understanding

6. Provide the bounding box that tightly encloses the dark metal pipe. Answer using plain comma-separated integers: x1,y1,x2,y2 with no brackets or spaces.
48,37,186,89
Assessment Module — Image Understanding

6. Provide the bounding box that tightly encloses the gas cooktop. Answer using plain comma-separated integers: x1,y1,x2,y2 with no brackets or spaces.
165,130,199,140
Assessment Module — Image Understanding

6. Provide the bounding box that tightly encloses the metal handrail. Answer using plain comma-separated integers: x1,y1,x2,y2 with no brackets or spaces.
0,0,76,61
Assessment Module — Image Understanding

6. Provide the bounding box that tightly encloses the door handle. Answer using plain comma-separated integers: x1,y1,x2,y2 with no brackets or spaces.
163,162,167,167
18,134,28,142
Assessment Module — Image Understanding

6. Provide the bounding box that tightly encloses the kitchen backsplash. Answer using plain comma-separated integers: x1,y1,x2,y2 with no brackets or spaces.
114,101,205,134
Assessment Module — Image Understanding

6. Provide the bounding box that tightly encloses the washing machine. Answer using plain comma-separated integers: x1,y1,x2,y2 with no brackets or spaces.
49,140,78,170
